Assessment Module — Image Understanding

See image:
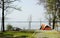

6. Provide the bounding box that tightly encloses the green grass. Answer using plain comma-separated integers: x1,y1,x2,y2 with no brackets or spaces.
2,30,60,38
0,30,35,38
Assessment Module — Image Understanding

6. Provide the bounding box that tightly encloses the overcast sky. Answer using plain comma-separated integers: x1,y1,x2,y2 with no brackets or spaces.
4,0,46,21
0,0,48,30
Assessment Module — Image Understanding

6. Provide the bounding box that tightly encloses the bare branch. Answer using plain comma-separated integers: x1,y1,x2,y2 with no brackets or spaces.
0,0,21,9
0,0,21,16
4,6,21,16
4,0,20,4
5,6,21,11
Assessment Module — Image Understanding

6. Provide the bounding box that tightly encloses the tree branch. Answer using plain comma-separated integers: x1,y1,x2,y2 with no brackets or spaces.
4,6,21,16
4,0,20,4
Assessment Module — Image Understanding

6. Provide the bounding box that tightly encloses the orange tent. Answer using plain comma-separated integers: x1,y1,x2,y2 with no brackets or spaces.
40,24,51,30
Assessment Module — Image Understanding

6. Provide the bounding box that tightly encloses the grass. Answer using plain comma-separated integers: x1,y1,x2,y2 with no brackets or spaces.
0,30,35,38
1,30,60,38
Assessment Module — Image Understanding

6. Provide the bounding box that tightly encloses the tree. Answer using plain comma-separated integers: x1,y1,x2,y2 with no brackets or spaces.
38,0,60,29
0,0,21,32
45,0,58,29
6,24,13,31
57,0,60,19
45,14,52,26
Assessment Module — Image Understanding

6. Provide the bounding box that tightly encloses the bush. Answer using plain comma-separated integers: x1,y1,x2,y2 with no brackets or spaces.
6,24,13,31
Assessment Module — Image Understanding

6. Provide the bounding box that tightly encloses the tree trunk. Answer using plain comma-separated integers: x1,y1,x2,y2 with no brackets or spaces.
49,20,51,26
49,15,51,26
52,16,56,29
2,0,5,32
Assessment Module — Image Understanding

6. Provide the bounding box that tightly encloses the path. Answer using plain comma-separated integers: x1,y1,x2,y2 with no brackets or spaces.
34,30,60,38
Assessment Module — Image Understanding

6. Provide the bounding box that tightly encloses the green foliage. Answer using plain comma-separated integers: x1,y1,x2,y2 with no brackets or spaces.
39,0,60,29
46,0,56,13
46,0,60,19
6,24,13,31
45,0,59,29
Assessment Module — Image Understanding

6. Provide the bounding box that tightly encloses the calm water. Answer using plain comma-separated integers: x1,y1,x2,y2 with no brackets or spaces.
0,21,49,30
0,21,60,31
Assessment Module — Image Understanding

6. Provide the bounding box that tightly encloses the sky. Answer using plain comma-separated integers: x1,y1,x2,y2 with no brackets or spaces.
5,0,46,21
0,0,48,30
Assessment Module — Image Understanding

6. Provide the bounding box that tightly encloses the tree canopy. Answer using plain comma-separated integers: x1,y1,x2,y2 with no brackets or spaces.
38,0,60,29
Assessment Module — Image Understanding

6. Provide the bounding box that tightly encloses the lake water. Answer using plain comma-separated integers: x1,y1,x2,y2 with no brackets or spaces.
0,21,60,31
0,21,49,30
